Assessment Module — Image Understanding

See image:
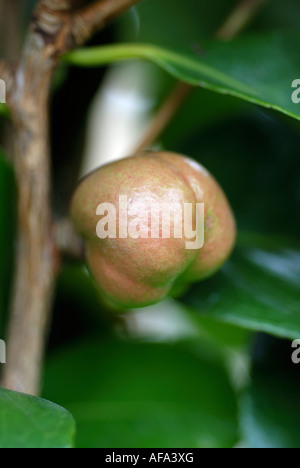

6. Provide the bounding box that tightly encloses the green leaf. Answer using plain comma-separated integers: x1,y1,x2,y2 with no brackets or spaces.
43,339,238,448
0,387,75,448
240,336,300,448
64,32,300,121
180,234,300,340
241,375,300,448
120,0,235,47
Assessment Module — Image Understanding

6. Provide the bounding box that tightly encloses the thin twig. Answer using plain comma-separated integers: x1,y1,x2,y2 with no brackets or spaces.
133,83,192,155
0,61,14,99
0,0,23,60
71,0,141,47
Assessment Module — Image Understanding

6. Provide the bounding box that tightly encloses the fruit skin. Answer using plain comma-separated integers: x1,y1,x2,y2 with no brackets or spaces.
71,151,236,308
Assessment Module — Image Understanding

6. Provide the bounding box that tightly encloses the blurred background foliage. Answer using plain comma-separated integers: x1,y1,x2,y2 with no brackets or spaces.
0,0,300,448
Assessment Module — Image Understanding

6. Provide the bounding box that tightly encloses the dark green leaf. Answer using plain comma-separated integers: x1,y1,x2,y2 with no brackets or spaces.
240,336,300,448
0,388,75,448
64,32,300,121
120,0,235,47
122,0,300,45
241,376,300,448
180,115,300,238
43,339,238,448
180,234,300,340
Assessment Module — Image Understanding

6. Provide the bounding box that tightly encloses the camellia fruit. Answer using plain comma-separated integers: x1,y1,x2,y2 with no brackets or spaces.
71,152,236,308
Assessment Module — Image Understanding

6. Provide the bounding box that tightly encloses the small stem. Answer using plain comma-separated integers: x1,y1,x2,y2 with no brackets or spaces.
216,0,268,40
133,82,192,155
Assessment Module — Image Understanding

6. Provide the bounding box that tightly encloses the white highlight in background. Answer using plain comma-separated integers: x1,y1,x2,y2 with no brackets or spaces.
0,79,6,103
81,62,157,176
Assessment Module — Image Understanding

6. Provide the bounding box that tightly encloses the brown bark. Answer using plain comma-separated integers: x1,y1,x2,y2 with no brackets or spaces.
1,0,141,396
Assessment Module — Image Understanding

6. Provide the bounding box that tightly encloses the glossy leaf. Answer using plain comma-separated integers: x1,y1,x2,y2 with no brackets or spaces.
240,336,300,448
50,264,116,348
120,0,235,47
180,115,300,238
43,339,238,448
241,376,300,448
180,234,300,340
0,388,75,448
64,32,300,121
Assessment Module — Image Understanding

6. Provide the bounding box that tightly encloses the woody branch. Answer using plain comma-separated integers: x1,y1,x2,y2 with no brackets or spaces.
1,0,141,396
